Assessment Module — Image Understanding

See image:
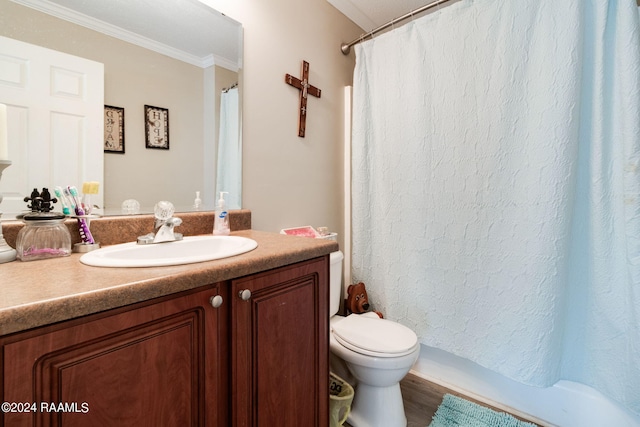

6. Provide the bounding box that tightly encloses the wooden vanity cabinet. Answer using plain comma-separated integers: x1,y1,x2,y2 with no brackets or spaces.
230,256,329,427
1,255,329,427
0,283,228,427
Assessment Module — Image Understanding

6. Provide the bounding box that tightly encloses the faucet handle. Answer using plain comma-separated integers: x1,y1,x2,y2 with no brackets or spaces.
154,201,175,227
154,201,175,220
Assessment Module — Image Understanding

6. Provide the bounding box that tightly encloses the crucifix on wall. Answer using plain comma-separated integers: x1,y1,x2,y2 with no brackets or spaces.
285,60,321,138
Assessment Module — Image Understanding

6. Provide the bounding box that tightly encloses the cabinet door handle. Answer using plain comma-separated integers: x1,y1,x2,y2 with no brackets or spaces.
209,295,223,308
238,289,252,301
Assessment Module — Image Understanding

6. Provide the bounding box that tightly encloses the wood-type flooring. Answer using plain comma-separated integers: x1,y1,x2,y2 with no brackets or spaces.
344,372,543,427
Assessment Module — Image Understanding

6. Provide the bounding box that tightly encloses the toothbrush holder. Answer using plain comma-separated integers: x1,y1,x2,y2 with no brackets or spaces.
72,214,100,253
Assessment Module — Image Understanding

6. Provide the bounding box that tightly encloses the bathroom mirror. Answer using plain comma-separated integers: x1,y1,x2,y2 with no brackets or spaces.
0,0,242,217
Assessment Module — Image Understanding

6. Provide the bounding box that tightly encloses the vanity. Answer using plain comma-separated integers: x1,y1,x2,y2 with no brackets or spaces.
0,212,338,426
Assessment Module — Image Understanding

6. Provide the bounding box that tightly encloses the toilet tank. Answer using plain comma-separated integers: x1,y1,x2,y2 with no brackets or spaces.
329,251,344,317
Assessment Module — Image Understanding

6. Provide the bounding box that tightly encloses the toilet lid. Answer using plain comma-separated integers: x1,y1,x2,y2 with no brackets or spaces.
332,315,418,357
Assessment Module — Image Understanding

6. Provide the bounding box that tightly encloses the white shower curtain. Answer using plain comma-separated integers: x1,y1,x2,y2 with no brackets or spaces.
216,86,242,209
351,0,640,415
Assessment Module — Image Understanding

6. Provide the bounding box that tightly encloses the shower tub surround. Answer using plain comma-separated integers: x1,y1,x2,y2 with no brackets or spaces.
413,346,640,427
0,211,337,426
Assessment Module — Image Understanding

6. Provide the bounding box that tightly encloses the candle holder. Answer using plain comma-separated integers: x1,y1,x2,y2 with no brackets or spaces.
0,160,17,263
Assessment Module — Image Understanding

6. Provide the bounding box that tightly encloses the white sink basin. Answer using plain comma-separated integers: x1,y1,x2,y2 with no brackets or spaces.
80,235,258,267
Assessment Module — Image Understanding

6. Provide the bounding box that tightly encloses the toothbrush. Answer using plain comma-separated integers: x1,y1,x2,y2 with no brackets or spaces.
54,186,72,216
81,181,99,215
63,187,76,211
68,186,95,244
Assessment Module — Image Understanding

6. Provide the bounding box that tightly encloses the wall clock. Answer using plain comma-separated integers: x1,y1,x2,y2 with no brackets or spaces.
144,105,169,150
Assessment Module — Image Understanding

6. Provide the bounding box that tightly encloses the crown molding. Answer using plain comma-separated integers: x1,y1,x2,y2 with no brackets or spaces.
11,0,236,69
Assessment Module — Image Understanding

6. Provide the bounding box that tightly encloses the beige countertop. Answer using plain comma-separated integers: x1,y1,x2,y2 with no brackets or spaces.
0,229,339,336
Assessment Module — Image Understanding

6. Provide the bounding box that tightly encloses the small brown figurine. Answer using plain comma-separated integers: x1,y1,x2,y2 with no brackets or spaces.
346,282,383,318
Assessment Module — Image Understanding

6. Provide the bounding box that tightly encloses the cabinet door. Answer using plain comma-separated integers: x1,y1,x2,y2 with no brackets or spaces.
0,285,227,427
231,256,329,427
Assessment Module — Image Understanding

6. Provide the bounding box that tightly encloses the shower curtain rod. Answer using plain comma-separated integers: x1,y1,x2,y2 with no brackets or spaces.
222,82,238,93
341,0,454,55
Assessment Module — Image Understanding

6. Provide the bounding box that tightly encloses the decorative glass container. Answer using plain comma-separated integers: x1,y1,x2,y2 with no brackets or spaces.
16,212,72,261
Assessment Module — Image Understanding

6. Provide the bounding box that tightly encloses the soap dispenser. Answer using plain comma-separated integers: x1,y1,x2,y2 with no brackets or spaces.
193,191,202,210
213,191,230,236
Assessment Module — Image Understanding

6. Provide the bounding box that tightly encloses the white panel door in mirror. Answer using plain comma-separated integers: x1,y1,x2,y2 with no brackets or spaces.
0,36,104,216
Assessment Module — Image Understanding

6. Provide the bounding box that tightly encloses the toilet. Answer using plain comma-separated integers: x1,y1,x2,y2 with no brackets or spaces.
329,251,420,427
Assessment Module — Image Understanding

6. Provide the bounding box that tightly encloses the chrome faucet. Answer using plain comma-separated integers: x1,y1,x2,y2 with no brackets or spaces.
153,217,183,243
137,201,183,244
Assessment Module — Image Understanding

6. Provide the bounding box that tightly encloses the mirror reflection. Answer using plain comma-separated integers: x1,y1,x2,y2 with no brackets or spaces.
0,0,242,218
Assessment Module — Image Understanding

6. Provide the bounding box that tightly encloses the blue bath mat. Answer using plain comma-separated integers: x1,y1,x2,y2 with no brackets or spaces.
428,394,537,427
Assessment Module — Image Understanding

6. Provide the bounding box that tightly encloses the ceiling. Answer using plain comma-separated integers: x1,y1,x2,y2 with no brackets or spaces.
333,0,640,33
11,0,242,70
14,0,441,66
327,0,436,32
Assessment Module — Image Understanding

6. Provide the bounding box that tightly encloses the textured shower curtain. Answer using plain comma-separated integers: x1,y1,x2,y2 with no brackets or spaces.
216,87,242,209
351,0,640,415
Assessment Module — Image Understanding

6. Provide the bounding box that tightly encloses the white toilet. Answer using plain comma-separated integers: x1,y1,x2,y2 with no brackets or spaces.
329,251,420,427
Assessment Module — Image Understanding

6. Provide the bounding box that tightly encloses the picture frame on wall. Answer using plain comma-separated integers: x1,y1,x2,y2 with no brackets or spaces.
144,105,169,150
104,105,125,153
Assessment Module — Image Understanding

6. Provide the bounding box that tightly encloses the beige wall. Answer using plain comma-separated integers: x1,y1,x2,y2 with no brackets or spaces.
213,0,362,250
101,40,205,210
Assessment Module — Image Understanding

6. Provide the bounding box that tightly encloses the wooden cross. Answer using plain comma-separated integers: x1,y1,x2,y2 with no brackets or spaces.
285,60,321,137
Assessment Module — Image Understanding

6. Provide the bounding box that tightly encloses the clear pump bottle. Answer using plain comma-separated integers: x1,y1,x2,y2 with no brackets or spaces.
213,191,230,235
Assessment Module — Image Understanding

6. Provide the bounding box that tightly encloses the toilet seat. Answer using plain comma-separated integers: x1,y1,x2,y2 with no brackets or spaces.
332,315,418,358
